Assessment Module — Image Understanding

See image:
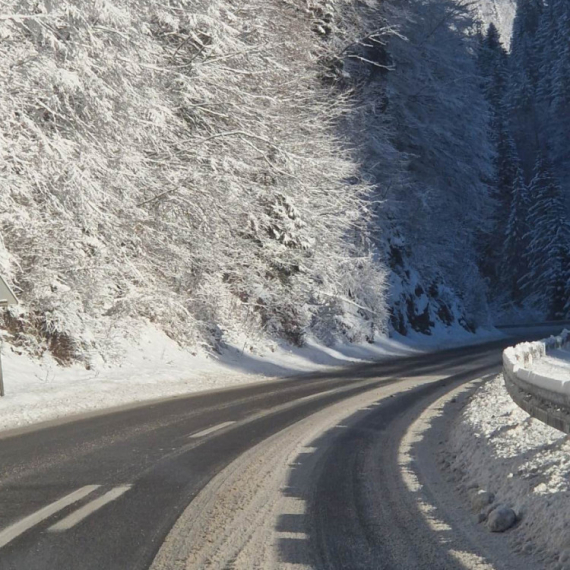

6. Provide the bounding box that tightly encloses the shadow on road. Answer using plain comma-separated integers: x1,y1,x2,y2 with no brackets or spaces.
274,367,503,569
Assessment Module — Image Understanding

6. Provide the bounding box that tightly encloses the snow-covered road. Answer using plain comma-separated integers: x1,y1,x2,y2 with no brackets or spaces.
0,338,523,570
0,323,502,433
152,345,538,570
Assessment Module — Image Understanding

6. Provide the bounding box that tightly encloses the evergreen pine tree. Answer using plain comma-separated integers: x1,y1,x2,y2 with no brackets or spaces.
549,40,570,177
534,1,557,108
551,0,570,56
508,0,544,173
499,0,570,317
520,154,570,317
485,126,519,289
511,0,544,86
477,25,517,290
502,166,529,303
478,24,508,108
493,126,519,214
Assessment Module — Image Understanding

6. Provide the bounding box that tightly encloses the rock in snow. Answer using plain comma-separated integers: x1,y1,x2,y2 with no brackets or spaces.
477,501,501,523
487,505,517,532
469,489,495,512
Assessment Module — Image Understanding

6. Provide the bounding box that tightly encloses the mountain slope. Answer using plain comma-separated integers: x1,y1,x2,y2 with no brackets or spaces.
0,0,388,364
0,0,508,367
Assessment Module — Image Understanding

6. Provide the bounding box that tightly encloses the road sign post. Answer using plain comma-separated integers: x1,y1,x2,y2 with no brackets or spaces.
0,275,19,397
0,315,4,398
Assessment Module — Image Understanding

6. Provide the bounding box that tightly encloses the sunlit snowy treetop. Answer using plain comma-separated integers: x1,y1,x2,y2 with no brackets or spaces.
474,0,517,47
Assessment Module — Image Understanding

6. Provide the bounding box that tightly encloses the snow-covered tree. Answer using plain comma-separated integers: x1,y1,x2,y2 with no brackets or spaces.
520,154,570,317
511,0,544,85
534,0,557,107
0,0,391,362
508,0,544,174
478,24,509,108
502,167,529,302
549,29,570,180
477,25,518,291
351,0,495,332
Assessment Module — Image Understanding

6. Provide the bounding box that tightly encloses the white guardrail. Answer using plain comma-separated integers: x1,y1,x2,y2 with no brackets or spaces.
503,330,570,433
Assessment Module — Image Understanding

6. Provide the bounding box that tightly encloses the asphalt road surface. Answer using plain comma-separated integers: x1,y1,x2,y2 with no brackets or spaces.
0,330,560,569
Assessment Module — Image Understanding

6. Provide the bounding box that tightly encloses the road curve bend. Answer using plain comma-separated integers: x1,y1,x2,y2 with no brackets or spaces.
0,337,548,569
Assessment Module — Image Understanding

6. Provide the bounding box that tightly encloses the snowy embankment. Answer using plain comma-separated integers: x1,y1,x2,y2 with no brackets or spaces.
0,324,501,434
449,339,570,570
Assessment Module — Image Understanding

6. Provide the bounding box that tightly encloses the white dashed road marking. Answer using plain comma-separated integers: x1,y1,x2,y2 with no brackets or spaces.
0,485,100,548
189,421,236,438
49,486,131,532
298,388,338,402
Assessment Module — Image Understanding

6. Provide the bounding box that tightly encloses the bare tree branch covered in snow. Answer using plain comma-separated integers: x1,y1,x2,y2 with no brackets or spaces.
0,0,388,364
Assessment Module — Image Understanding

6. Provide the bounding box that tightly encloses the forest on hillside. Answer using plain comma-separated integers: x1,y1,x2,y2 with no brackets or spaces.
0,0,568,366
478,0,570,320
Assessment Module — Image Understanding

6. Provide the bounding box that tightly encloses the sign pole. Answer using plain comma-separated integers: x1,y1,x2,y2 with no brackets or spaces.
0,305,6,398
0,274,20,397
0,335,4,398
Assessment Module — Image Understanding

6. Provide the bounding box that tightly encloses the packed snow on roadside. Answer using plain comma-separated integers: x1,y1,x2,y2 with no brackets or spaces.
0,322,502,433
530,346,570,383
449,376,570,569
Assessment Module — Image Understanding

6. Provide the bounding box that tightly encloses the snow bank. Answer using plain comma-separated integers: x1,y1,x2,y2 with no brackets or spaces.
532,347,570,383
0,324,502,433
449,376,570,569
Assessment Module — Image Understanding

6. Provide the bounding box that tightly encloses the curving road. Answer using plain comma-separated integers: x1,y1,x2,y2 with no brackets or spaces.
0,332,557,569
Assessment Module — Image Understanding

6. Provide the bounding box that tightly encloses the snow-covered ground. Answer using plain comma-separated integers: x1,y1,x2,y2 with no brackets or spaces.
449,376,570,570
0,323,502,433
